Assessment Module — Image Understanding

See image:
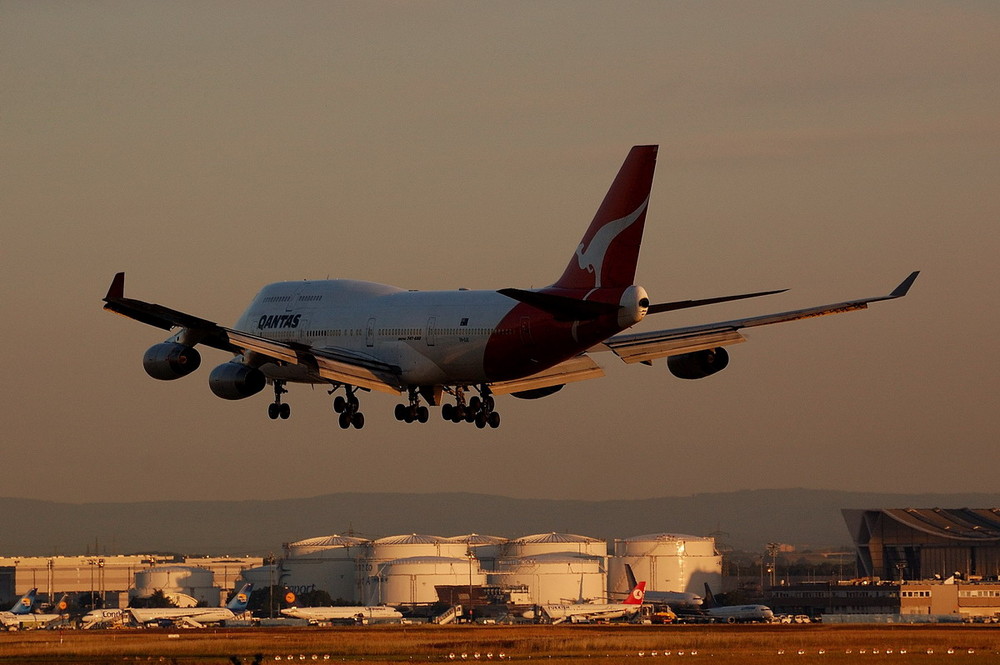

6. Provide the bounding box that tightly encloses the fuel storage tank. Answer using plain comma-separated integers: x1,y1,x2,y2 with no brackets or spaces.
495,552,606,605
608,533,722,598
444,534,508,572
363,556,487,606
505,532,608,558
132,565,219,606
282,534,369,603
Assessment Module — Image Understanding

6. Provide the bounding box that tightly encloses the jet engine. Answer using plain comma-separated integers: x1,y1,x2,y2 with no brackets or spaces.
208,361,266,400
667,347,730,380
142,343,202,380
511,385,564,399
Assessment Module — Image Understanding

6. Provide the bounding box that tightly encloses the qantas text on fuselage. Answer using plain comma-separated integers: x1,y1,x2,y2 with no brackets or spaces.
103,145,918,430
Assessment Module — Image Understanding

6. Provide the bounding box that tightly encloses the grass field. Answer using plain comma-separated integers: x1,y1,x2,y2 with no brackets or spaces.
3,624,1000,665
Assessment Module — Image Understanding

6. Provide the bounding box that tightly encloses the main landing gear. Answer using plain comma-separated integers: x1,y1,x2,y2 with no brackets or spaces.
441,386,501,429
332,386,365,430
267,380,291,420
395,388,430,424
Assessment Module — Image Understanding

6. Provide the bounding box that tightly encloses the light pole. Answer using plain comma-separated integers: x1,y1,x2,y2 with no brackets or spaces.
766,543,780,588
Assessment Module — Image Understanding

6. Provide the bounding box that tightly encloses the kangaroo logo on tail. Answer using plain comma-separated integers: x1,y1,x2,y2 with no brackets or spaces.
574,196,649,288
553,145,657,291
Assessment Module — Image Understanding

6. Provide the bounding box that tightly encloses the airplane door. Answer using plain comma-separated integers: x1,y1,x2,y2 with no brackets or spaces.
519,316,533,346
366,317,376,348
426,316,436,347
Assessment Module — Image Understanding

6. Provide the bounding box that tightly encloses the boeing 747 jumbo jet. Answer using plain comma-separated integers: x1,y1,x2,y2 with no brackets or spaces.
103,145,918,429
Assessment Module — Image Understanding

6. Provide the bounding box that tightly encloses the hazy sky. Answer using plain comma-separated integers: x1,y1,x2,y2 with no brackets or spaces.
3,2,998,504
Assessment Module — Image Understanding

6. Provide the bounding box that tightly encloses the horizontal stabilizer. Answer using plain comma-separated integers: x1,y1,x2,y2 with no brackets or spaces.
647,288,787,314
498,288,620,321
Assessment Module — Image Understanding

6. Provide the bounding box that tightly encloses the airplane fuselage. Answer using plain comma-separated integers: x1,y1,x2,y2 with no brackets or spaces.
232,279,646,387
281,605,403,621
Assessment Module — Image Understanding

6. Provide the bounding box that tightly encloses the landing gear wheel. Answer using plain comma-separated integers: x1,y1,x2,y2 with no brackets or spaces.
268,403,280,420
279,403,291,419
338,412,351,429
417,406,429,423
334,396,347,413
475,412,487,429
487,411,501,429
394,404,406,421
442,403,454,420
351,412,365,429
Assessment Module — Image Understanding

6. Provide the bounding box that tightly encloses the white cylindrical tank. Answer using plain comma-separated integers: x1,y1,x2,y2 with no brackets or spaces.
496,552,607,605
282,534,368,603
236,564,277,590
363,556,487,606
506,532,607,558
368,534,469,561
132,565,220,606
609,533,721,598
286,534,369,558
445,534,508,571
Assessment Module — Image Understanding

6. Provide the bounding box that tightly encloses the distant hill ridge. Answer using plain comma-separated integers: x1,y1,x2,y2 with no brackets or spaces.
2,489,998,557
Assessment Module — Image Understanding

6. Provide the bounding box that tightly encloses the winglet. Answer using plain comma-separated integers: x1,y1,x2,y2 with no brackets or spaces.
890,271,920,299
105,272,125,301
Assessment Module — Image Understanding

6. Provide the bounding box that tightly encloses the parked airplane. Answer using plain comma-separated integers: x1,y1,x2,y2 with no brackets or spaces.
702,583,774,623
621,563,702,608
80,608,127,629
280,604,403,623
0,589,65,630
127,583,252,628
522,581,646,624
103,145,918,429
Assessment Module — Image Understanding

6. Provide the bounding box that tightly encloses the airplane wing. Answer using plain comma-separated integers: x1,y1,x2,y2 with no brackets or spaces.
103,273,403,394
599,271,919,365
488,355,605,395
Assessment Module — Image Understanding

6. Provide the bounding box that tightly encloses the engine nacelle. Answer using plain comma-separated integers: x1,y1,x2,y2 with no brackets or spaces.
208,362,266,400
511,385,564,400
142,343,202,381
667,347,730,380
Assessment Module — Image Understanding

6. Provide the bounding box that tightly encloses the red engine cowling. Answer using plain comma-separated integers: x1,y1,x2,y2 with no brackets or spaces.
142,343,202,380
667,347,730,380
209,362,266,400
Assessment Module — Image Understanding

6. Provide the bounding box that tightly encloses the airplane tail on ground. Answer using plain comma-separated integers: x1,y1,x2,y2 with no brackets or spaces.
8,589,37,615
227,583,253,612
552,145,658,292
624,563,640,589
624,581,646,605
703,583,719,608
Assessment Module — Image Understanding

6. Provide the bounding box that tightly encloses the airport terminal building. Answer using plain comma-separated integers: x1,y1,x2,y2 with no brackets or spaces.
842,508,1000,581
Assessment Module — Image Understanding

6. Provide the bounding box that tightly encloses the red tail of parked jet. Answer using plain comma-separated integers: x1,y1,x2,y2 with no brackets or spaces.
102,145,917,430
624,581,647,605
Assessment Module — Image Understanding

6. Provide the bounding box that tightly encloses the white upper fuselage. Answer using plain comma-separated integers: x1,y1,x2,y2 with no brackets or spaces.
280,605,403,621
128,606,241,624
706,604,774,622
523,601,642,622
233,279,552,386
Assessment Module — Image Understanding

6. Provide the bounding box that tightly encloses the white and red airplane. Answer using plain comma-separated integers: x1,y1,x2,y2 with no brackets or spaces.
103,145,917,429
521,581,647,624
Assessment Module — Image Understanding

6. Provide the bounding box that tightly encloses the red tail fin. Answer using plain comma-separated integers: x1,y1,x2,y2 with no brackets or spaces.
624,581,646,605
553,145,658,291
